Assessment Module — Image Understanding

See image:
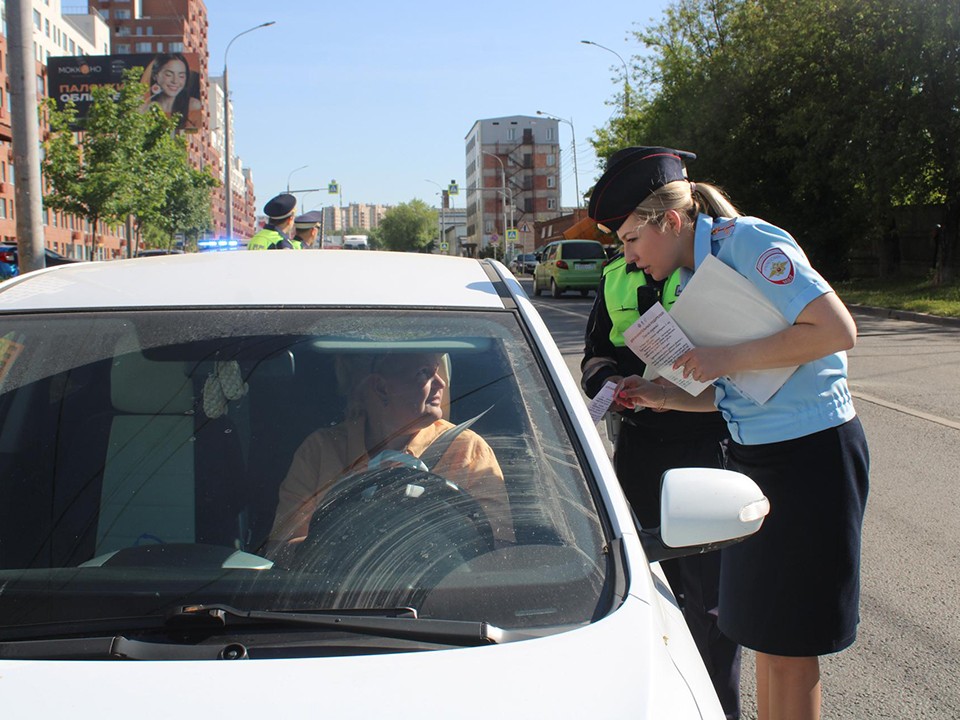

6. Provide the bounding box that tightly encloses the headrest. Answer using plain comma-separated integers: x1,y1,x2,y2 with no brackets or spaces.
111,348,193,414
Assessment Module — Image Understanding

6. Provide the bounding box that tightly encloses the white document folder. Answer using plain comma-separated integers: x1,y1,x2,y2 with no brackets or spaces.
657,254,798,405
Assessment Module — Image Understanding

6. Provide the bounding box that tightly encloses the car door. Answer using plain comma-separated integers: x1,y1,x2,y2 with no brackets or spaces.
535,244,555,288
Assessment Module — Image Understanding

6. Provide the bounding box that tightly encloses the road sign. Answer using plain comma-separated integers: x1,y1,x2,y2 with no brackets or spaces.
448,181,459,196
506,228,518,242
328,181,339,194
520,223,529,232
490,234,499,245
439,242,449,250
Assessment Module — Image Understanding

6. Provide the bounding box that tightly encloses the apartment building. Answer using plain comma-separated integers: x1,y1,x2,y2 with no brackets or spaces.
322,202,389,235
464,115,562,256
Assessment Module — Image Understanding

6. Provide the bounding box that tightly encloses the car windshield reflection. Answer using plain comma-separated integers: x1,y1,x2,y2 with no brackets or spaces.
0,308,610,638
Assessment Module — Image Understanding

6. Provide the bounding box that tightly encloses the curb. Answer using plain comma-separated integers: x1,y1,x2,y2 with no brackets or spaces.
847,303,960,329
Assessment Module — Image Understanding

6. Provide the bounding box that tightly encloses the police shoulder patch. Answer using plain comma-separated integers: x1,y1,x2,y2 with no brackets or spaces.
756,248,795,284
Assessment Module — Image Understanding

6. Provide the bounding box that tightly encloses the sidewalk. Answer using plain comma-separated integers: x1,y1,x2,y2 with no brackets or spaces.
847,303,960,329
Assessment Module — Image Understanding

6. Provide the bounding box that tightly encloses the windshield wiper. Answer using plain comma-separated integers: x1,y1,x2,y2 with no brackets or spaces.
0,604,525,658
166,603,518,646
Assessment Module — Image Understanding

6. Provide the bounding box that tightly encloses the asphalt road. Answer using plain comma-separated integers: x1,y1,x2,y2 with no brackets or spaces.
518,276,960,720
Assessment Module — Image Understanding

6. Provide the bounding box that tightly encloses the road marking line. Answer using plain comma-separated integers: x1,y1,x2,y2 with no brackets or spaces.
531,302,591,321
852,391,960,431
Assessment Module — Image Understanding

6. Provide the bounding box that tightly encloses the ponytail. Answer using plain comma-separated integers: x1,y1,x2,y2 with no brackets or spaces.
633,180,741,230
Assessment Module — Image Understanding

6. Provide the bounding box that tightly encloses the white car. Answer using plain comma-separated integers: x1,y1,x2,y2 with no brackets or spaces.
0,251,767,718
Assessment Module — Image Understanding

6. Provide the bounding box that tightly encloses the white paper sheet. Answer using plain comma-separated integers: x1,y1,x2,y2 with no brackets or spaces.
667,254,797,405
623,303,713,396
587,380,618,424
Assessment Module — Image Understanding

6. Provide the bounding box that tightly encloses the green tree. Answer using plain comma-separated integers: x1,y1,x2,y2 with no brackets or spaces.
140,165,217,250
378,199,438,252
42,67,190,258
594,0,960,280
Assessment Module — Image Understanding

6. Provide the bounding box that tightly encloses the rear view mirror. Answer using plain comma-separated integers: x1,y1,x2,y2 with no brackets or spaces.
640,468,769,562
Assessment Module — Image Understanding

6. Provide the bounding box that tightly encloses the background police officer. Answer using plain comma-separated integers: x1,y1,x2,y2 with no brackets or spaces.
247,193,297,250
291,210,323,249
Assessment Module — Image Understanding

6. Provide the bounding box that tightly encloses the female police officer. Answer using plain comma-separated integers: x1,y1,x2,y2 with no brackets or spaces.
593,147,869,720
580,150,740,718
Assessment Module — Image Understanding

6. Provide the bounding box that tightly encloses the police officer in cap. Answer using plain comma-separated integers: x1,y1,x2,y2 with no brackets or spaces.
247,193,297,251
581,147,741,719
292,210,323,249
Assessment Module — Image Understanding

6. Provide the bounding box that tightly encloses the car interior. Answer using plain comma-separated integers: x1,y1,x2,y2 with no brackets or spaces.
0,309,612,629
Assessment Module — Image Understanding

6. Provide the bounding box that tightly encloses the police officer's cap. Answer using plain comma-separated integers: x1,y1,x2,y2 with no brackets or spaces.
588,147,696,233
263,193,297,221
294,210,323,230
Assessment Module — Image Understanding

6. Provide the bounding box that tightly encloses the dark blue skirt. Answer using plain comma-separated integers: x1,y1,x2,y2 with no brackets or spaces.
718,417,869,656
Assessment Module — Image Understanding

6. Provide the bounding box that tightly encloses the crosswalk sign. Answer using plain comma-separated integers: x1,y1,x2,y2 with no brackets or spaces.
506,228,518,242
448,181,459,196
328,180,339,194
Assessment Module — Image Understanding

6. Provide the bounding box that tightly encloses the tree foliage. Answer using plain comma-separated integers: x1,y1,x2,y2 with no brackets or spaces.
593,0,960,280
378,199,438,252
42,67,213,257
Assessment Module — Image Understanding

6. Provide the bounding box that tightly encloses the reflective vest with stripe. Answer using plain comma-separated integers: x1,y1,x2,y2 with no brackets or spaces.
603,256,682,347
247,228,284,251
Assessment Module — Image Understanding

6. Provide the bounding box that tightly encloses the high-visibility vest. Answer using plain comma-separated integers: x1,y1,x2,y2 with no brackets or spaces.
247,227,284,251
603,257,683,347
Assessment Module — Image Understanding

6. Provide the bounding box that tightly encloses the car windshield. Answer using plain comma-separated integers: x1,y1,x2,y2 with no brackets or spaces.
0,308,611,639
563,242,605,260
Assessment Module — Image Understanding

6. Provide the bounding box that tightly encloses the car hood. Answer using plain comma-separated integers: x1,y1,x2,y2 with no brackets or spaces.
0,595,722,719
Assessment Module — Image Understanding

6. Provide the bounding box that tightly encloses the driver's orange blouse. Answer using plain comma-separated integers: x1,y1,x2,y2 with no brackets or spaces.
268,418,515,546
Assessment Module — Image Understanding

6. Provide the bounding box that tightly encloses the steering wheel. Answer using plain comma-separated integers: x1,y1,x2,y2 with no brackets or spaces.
288,464,494,608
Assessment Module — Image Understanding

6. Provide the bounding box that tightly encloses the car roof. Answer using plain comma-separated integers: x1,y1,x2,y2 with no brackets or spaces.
0,251,513,312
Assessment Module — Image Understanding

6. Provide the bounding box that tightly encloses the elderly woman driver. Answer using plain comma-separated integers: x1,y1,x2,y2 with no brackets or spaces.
266,351,514,555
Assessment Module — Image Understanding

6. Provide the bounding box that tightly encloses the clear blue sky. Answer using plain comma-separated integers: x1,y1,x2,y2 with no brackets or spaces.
205,0,673,214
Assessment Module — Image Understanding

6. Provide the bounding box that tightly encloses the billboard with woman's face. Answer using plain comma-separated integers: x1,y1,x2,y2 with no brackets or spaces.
47,53,203,133
139,53,203,132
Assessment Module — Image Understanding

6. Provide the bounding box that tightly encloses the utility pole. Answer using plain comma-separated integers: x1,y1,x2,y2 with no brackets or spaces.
8,0,46,272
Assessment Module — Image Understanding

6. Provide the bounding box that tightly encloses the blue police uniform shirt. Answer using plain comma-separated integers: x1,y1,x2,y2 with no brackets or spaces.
680,214,856,445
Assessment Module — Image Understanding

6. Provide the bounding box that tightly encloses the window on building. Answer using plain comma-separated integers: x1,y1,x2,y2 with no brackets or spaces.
146,26,154,35
546,128,555,141
0,199,6,220
36,75,44,96
44,18,50,37
547,198,557,210
507,128,517,141
547,176,556,188
134,42,152,53
547,154,556,166
155,42,164,51
116,44,131,54
115,10,132,20
117,26,130,36
169,42,184,52
33,10,41,30
135,26,142,35
100,9,110,19
69,40,75,53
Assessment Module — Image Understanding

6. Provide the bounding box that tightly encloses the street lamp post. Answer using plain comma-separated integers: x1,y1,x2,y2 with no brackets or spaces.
536,111,580,210
286,165,308,194
223,21,275,238
425,180,447,253
481,151,512,261
581,39,630,116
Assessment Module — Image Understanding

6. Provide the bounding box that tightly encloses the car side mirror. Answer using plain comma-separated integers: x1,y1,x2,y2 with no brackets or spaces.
535,253,542,261
639,468,769,562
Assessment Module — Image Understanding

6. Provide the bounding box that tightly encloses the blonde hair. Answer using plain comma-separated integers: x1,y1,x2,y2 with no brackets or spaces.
632,180,741,231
